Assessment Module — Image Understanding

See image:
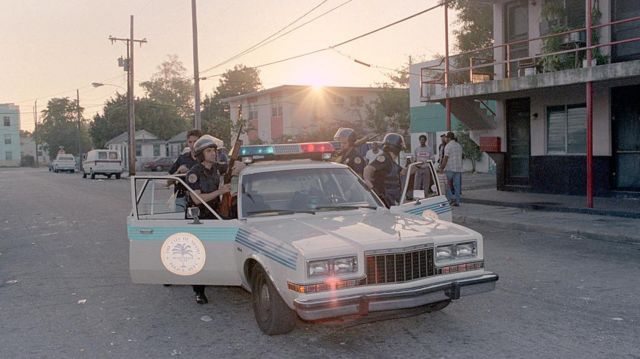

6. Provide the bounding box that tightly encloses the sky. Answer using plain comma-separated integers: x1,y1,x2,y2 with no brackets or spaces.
0,0,458,132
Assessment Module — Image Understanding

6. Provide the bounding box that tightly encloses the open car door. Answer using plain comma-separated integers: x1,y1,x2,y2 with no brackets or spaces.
128,175,241,285
390,161,452,222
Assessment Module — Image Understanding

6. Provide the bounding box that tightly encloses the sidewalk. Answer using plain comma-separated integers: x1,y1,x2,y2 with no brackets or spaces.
450,172,640,244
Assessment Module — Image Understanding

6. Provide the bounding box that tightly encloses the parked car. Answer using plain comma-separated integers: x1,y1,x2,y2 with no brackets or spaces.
52,154,76,173
82,150,123,179
143,157,175,172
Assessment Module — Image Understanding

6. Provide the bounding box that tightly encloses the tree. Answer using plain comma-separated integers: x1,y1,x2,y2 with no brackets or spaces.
455,124,482,172
140,55,194,122
39,97,91,159
364,86,410,136
201,65,262,146
89,94,128,148
449,0,493,82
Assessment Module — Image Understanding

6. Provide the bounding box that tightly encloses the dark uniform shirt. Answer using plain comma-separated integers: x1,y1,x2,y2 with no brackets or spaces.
169,152,198,175
367,151,402,207
340,146,366,177
186,163,224,219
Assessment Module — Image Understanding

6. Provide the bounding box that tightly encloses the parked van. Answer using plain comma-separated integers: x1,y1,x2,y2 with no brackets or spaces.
51,154,76,173
82,150,123,179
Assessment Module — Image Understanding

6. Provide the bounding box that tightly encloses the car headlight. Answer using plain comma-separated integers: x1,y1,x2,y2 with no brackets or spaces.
307,256,358,278
436,245,454,261
436,242,477,262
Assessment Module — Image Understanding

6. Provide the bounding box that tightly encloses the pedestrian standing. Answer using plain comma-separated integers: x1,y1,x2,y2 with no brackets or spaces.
438,132,463,206
413,134,434,193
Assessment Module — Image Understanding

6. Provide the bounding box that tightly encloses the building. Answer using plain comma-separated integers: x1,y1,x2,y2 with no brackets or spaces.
0,103,22,167
105,130,167,171
413,0,640,196
20,132,48,166
222,85,400,144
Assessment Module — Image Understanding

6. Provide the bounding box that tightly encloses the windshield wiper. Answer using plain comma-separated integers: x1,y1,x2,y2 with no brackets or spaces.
246,209,316,217
314,205,378,211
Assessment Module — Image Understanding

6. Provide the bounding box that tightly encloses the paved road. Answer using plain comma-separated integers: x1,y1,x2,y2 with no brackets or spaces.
1,168,639,358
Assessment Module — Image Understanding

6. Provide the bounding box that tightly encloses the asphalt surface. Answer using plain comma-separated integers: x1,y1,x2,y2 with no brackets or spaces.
1,168,639,359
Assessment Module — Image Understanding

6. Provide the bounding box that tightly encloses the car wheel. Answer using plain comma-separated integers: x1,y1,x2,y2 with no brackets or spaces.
251,265,296,335
156,165,162,172
115,173,121,180
71,170,75,173
425,300,451,313
90,171,95,180
82,171,86,178
107,174,112,179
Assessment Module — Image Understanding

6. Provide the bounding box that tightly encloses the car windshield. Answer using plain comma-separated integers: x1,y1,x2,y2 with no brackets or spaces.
240,167,381,218
59,155,74,160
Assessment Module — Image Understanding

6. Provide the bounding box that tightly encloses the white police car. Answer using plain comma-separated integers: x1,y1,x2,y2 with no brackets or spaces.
128,142,498,335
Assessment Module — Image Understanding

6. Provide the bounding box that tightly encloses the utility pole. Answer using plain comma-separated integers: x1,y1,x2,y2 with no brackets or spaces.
109,15,146,176
77,89,82,159
33,100,39,167
191,0,202,130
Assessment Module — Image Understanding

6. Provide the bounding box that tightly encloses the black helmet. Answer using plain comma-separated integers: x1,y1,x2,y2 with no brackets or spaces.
333,127,357,144
383,133,405,154
194,135,219,157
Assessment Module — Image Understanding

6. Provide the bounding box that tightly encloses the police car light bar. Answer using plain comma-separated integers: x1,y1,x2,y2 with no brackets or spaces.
239,142,335,162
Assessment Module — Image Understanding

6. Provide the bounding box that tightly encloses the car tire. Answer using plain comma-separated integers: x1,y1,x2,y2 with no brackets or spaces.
90,171,95,180
107,174,112,179
115,173,121,180
251,265,296,335
82,171,86,178
425,300,451,313
71,170,75,173
156,166,162,172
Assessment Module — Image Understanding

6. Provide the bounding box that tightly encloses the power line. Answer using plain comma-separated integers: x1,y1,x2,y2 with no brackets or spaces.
199,0,329,74
202,2,444,77
11,74,126,106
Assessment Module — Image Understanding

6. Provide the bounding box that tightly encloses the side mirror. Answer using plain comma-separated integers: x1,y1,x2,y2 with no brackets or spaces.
187,206,202,224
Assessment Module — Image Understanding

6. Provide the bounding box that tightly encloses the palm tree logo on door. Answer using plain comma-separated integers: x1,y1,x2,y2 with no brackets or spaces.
161,233,206,276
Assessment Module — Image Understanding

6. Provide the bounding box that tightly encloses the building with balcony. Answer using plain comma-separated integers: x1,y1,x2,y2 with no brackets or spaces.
0,103,22,167
222,85,399,144
414,0,640,196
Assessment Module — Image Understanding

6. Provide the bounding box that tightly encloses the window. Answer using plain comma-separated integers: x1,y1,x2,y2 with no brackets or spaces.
332,95,345,107
547,104,587,154
153,144,161,157
271,104,282,117
3,116,10,127
5,151,12,160
98,151,108,159
4,134,11,145
136,144,142,157
350,96,364,107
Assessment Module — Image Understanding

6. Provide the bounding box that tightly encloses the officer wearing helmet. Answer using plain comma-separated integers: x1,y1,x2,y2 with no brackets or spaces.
184,134,232,305
334,127,366,177
363,133,407,207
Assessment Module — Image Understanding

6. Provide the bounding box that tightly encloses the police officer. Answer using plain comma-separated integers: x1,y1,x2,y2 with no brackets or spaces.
363,133,407,207
169,129,202,212
334,127,366,177
185,135,231,304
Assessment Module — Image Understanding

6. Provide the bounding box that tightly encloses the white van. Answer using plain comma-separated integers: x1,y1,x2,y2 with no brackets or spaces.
82,150,123,179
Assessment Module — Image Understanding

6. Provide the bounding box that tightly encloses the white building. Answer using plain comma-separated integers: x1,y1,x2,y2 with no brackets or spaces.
105,130,167,171
222,85,402,144
0,103,22,167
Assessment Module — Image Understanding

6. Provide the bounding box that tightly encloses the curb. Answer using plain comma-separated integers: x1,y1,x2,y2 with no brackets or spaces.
463,198,640,219
454,214,640,245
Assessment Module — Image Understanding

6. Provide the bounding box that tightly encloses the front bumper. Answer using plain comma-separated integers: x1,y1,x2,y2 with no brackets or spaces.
293,272,498,321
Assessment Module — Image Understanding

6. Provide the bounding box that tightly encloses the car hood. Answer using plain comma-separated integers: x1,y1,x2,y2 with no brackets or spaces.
243,209,479,257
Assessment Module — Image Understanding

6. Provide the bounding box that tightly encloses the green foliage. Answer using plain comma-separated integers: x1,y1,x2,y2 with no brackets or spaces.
201,65,262,146
364,86,409,136
140,55,194,121
449,0,493,82
89,94,128,148
455,124,482,172
39,97,92,159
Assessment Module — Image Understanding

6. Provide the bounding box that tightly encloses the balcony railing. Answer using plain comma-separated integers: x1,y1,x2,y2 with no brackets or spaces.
421,15,640,99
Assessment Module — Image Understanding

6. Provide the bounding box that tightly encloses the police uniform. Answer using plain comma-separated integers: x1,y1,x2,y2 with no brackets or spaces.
340,147,366,177
185,163,224,219
368,151,402,207
169,152,199,203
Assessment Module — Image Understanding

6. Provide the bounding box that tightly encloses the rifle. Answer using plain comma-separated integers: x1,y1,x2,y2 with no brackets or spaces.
219,105,243,218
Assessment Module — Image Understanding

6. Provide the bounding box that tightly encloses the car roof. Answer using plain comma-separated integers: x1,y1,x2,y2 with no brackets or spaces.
241,160,348,175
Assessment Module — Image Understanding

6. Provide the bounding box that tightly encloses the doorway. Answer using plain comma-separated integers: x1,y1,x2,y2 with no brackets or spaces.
506,98,531,185
612,85,640,190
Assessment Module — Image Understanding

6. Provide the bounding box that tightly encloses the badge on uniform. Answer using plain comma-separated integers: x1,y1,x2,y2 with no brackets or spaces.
188,173,198,184
376,155,385,163
345,158,350,164
354,157,362,165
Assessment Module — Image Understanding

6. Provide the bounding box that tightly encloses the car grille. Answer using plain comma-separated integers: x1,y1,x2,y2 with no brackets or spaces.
365,246,435,285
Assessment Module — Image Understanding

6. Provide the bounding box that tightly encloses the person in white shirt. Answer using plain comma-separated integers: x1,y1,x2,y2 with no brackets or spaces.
365,142,381,164
438,131,463,206
413,134,434,193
